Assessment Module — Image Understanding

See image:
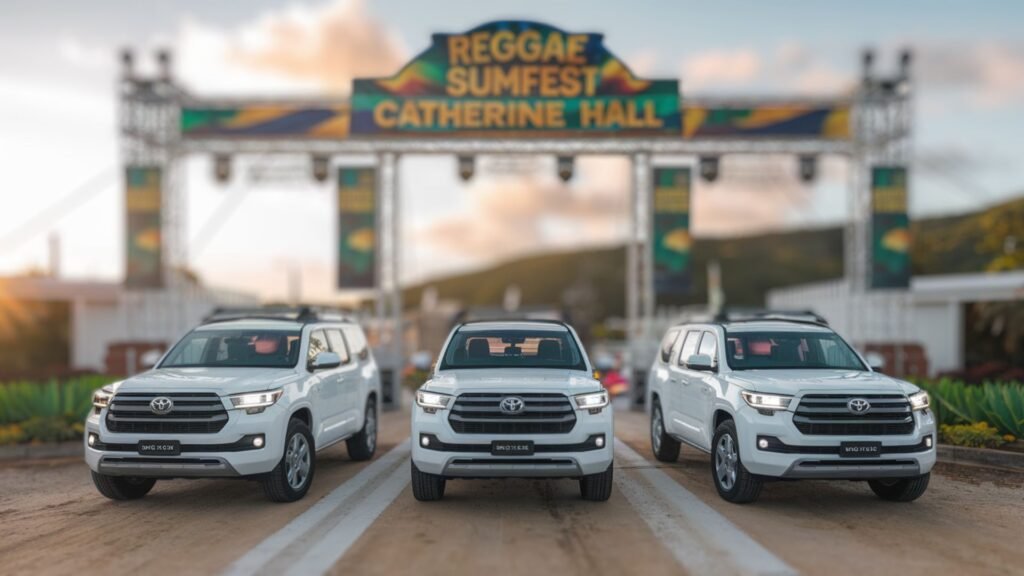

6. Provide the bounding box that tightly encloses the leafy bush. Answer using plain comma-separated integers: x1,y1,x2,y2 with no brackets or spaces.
939,422,1007,449
915,379,1024,438
0,376,116,445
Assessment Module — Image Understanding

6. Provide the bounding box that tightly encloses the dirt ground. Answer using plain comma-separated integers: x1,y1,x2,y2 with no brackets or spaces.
1,404,1022,576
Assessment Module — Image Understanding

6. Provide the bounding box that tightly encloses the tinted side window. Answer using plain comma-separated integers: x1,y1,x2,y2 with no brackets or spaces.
326,330,350,364
342,326,369,360
307,330,329,364
659,329,680,363
698,332,718,364
678,331,700,366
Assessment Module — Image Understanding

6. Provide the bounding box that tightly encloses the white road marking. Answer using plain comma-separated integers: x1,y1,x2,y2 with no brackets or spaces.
222,439,410,576
614,438,798,576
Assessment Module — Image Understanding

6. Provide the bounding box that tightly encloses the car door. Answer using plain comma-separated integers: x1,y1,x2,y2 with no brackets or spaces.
649,328,679,411
667,330,702,444
688,331,720,451
307,329,344,446
325,328,361,436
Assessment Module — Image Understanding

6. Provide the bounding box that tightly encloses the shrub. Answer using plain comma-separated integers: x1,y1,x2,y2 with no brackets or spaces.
915,379,1024,438
0,376,116,445
939,422,1007,449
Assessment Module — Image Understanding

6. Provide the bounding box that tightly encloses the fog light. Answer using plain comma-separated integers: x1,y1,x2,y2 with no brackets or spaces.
925,436,933,448
253,436,264,448
595,435,605,448
758,438,769,450
421,435,430,447
88,433,97,447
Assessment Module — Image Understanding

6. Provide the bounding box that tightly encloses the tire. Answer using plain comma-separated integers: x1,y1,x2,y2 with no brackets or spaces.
869,473,930,502
579,463,614,502
651,401,681,463
411,462,446,501
91,472,156,500
711,419,763,504
262,418,316,503
346,398,377,462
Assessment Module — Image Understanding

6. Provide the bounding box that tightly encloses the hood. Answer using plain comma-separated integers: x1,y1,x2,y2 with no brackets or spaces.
425,368,601,395
724,369,918,396
116,367,302,396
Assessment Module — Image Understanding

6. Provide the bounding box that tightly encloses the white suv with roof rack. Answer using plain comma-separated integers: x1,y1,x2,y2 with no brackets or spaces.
84,307,381,502
647,315,936,504
410,320,614,502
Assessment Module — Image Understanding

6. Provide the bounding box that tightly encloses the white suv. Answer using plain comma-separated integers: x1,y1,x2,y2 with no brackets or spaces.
411,320,614,502
648,317,935,504
85,308,381,502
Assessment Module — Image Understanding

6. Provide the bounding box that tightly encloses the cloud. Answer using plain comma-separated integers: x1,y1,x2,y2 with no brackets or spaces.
683,49,762,91
915,42,1024,107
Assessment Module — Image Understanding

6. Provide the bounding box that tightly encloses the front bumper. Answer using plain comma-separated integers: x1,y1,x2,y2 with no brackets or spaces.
735,406,937,480
84,403,288,478
411,401,614,478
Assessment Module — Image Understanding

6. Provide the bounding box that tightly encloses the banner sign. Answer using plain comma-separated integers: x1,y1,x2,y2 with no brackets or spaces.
125,167,163,288
337,168,377,289
653,167,692,296
683,104,850,139
181,105,350,139
350,21,680,137
871,166,911,289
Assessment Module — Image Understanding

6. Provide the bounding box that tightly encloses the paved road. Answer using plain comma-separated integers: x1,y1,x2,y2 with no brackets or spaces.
1,402,1022,576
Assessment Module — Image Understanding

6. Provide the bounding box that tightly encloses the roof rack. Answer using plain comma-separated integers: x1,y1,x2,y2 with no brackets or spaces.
458,318,572,329
202,306,354,325
712,308,829,327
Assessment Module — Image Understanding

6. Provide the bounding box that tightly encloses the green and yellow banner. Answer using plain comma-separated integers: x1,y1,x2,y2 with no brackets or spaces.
871,166,911,289
125,167,162,288
337,168,377,290
653,168,692,296
351,21,680,137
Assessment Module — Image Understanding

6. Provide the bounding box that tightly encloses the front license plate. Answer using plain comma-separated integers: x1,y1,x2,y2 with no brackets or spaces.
491,440,534,456
839,441,882,458
138,440,181,456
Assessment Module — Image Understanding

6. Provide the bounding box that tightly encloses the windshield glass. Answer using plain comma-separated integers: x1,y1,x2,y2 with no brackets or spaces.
160,329,302,369
440,328,586,371
724,330,866,371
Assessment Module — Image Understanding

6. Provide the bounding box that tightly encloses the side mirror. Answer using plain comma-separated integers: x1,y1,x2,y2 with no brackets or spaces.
686,354,716,372
309,351,342,371
865,352,886,372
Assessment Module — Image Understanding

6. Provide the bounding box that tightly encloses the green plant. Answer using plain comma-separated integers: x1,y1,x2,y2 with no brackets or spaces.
939,422,1007,449
0,376,116,445
915,379,1024,438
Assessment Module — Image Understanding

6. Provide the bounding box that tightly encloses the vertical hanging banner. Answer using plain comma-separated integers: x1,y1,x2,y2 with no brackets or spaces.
871,166,911,289
337,168,377,289
652,167,692,297
125,167,163,288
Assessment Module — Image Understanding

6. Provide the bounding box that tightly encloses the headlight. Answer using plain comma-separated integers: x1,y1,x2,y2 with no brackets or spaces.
573,390,609,411
741,391,793,411
909,390,930,411
415,390,452,412
229,389,283,414
92,387,113,409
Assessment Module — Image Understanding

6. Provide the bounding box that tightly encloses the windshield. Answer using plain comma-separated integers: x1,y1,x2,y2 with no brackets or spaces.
724,330,866,371
440,328,586,371
160,329,302,369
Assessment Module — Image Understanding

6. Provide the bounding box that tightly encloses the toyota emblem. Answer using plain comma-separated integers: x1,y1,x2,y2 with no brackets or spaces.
150,396,174,415
847,398,871,415
499,396,525,415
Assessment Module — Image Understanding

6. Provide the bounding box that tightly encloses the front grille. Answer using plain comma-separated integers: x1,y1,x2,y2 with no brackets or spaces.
793,394,914,436
448,393,576,435
106,392,228,434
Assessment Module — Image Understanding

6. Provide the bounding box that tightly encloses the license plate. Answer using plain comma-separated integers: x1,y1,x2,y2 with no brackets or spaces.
138,440,181,456
839,441,882,458
491,440,534,456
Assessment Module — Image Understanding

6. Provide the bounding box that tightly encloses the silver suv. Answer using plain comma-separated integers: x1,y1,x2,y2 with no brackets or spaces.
647,316,935,504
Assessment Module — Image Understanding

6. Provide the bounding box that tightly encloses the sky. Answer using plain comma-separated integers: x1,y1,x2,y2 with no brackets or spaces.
1,0,1022,301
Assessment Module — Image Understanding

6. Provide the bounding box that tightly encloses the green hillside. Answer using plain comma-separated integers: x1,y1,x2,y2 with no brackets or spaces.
405,197,1024,318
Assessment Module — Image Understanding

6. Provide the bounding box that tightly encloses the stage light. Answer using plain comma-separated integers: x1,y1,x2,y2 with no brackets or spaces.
458,155,475,181
699,156,719,183
557,156,574,182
